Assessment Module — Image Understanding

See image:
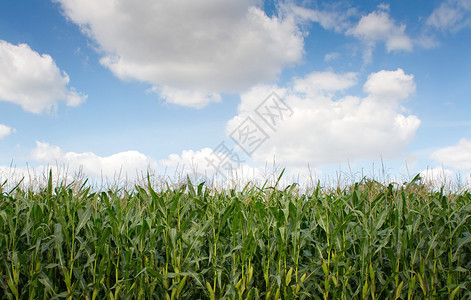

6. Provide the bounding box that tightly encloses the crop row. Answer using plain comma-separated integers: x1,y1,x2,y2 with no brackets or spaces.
1,173,470,299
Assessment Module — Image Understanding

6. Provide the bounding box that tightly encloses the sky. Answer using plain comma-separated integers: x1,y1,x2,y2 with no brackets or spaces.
0,0,470,188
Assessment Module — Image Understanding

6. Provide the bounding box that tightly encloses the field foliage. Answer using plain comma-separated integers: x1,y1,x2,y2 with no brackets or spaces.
1,172,470,299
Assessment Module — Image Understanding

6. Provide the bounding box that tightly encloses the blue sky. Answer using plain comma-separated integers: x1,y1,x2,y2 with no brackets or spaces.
0,0,470,187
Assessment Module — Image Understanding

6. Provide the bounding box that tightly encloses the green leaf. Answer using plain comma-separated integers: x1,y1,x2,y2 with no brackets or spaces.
286,267,293,286
7,279,18,298
54,223,63,245
373,207,389,233
453,235,471,261
289,201,297,221
232,211,242,235
450,285,460,300
76,205,93,236
206,281,215,300
39,273,56,296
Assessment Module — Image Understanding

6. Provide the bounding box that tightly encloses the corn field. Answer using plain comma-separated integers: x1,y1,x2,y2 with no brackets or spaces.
1,172,470,299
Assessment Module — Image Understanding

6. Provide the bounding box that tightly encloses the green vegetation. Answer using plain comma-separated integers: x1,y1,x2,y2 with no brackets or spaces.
1,171,470,299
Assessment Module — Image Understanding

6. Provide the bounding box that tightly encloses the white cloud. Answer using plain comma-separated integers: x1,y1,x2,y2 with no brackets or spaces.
427,0,471,32
227,69,420,167
288,4,416,63
0,165,77,190
285,3,355,33
54,0,304,108
431,138,471,170
160,148,218,175
160,147,260,185
363,68,416,100
0,124,14,140
30,141,157,179
347,10,412,51
420,166,454,184
157,86,221,109
414,33,439,49
377,3,390,11
160,147,256,179
159,147,313,187
324,52,339,62
0,40,86,114
346,9,412,62
293,71,358,95
419,166,471,190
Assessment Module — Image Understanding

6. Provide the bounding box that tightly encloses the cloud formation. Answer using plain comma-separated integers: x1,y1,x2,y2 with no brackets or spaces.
0,124,14,140
157,87,222,109
293,71,358,94
363,69,416,99
227,68,420,167
324,52,340,62
346,8,412,62
159,147,298,186
427,0,471,33
30,141,157,179
54,0,304,107
160,147,253,180
160,148,218,175
420,166,454,184
287,3,413,63
285,3,356,33
0,40,86,114
431,138,471,170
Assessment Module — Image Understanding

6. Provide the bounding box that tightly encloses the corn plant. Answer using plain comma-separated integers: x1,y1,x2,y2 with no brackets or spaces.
0,172,470,299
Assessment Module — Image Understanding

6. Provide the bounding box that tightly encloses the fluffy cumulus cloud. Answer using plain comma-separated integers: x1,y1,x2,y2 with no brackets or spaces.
159,147,303,187
53,0,304,108
226,68,421,167
427,0,471,33
420,166,455,186
431,138,471,170
160,148,219,176
0,40,86,114
30,141,157,180
346,7,412,62
160,148,255,182
0,124,14,140
363,69,416,100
